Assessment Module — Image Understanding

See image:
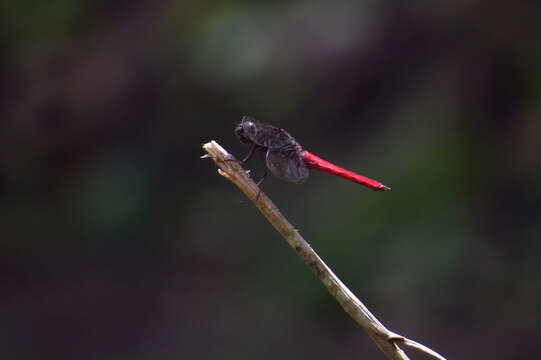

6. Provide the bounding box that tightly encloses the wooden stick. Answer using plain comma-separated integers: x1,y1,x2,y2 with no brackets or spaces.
202,141,446,360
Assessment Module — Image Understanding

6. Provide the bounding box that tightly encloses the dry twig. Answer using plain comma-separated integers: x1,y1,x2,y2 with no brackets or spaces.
202,140,447,360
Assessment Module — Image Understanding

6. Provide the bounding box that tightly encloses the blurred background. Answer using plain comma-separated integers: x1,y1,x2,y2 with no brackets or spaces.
1,1,540,359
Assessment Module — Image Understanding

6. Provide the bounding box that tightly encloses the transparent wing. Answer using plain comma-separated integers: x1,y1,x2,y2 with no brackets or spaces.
266,149,309,184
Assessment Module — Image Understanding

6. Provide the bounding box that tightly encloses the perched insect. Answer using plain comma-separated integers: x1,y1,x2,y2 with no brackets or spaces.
236,116,390,191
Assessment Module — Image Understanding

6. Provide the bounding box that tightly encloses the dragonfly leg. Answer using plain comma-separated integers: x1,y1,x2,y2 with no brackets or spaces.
224,143,257,163
241,143,256,163
256,170,267,186
255,170,267,202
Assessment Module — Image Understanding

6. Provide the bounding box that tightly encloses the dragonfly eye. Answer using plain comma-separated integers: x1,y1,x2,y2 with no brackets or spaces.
236,116,258,143
236,122,252,143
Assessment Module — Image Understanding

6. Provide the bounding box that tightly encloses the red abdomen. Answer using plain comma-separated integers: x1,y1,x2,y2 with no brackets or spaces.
301,151,390,191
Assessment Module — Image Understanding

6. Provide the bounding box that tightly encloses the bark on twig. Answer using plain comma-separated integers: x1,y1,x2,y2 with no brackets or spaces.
202,140,446,360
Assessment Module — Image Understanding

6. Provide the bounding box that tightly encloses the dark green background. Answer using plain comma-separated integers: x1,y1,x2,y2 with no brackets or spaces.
2,1,540,359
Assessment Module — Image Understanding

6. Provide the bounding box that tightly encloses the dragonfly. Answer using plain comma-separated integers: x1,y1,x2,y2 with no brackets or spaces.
235,116,390,191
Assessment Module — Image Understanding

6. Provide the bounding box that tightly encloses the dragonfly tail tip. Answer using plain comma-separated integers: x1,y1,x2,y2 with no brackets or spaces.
379,184,391,191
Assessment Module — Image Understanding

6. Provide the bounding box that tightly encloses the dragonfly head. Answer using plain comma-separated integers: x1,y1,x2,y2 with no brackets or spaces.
235,115,258,143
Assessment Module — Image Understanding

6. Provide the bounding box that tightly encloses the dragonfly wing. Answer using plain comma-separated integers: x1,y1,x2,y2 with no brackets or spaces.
266,150,309,184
